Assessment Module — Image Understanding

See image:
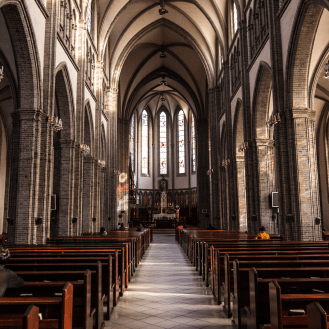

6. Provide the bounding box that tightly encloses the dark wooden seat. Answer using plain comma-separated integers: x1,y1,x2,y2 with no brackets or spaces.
269,280,329,329
0,282,73,329
307,302,329,329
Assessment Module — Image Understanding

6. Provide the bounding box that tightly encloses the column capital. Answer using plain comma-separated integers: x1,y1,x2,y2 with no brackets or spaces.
287,107,315,121
253,138,275,148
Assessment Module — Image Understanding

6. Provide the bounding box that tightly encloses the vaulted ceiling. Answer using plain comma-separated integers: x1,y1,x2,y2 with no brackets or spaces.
96,0,228,120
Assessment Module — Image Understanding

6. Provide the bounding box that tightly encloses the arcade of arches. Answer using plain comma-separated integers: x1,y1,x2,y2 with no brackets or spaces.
0,0,329,244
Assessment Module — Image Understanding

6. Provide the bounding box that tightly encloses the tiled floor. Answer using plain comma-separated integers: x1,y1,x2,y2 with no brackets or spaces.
106,233,233,329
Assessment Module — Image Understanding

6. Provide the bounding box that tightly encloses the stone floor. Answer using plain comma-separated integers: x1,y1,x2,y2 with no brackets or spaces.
106,233,233,329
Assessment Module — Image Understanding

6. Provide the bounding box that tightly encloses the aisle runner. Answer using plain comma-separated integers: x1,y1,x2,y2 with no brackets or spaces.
107,234,233,329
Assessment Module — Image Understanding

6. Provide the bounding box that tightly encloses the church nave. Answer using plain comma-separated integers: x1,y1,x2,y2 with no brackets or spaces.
108,233,232,329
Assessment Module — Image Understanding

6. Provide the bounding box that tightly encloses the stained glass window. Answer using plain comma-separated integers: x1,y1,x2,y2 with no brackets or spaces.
130,113,135,172
233,2,238,34
142,110,148,174
191,115,196,172
178,110,185,174
159,112,167,175
87,3,92,33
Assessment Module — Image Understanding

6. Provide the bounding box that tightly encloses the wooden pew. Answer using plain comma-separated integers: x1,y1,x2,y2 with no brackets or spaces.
0,282,73,329
233,260,329,328
9,254,116,316
23,305,40,329
5,271,94,329
307,302,329,329
9,247,122,309
269,280,329,329
248,274,329,329
12,268,103,329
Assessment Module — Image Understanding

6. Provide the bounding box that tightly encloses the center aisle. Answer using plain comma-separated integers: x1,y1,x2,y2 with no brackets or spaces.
107,233,233,329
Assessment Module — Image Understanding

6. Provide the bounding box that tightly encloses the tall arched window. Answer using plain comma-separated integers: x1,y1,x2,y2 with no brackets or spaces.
159,112,167,175
142,110,149,174
191,114,196,172
87,2,92,33
233,2,238,35
130,113,135,172
178,110,185,174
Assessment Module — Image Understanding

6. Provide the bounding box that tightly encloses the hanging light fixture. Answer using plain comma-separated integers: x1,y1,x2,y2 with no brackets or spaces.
159,79,167,86
160,51,167,59
47,116,63,132
324,60,329,79
160,94,166,102
79,144,90,156
159,0,168,15
0,66,4,82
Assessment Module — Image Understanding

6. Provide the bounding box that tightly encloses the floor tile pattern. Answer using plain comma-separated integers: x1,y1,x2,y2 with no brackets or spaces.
106,233,233,328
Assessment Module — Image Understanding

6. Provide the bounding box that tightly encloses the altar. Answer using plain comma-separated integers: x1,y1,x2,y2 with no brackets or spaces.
153,213,175,220
153,213,176,228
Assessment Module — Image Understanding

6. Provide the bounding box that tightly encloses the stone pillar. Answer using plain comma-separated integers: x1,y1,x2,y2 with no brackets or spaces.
253,139,276,233
287,109,321,241
72,146,83,236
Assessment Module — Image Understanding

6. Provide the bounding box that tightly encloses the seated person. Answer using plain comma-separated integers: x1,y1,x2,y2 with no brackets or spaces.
99,227,107,235
117,223,121,231
207,223,217,230
119,223,126,231
255,226,270,240
136,224,144,232
0,244,24,297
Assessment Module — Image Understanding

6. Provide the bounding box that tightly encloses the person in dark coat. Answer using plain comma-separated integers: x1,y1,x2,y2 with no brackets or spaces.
136,224,144,232
99,227,107,235
0,244,24,297
119,223,126,231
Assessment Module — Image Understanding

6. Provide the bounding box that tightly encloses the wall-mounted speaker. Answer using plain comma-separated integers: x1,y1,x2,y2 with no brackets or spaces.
118,214,123,218
286,214,294,223
72,217,77,224
108,217,111,222
35,217,43,225
251,215,257,222
92,217,97,222
6,217,13,225
231,215,236,221
51,194,56,210
315,217,321,225
272,214,277,221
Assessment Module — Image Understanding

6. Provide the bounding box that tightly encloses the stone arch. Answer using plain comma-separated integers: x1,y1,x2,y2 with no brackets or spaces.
233,99,247,231
100,123,107,228
82,101,95,233
252,61,272,139
0,1,41,110
220,122,229,230
316,101,329,230
252,62,277,234
110,18,215,91
0,50,18,234
286,0,329,110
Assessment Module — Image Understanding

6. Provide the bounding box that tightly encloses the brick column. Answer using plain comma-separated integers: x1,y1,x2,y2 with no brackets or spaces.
197,119,210,227
253,138,276,233
82,155,94,233
9,110,41,244
288,109,321,241
235,154,247,231
208,88,220,226
57,139,75,236
106,88,118,230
